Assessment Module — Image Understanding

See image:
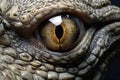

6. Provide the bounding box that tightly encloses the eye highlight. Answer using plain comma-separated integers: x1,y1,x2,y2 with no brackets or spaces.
36,14,85,52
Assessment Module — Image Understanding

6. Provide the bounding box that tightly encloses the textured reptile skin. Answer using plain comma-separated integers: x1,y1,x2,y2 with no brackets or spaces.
0,0,120,80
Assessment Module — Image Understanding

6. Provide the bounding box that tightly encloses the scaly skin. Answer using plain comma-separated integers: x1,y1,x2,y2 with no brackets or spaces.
0,0,120,80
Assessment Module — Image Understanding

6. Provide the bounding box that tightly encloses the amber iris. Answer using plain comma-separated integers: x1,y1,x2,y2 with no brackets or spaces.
39,14,83,52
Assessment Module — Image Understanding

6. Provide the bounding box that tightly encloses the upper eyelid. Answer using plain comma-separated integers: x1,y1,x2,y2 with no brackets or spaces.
10,9,91,38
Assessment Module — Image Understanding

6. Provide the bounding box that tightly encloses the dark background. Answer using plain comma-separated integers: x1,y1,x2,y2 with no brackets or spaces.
110,0,120,7
104,0,120,80
104,56,120,80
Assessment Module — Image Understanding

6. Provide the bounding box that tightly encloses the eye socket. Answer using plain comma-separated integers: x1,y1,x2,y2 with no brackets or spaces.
35,14,85,52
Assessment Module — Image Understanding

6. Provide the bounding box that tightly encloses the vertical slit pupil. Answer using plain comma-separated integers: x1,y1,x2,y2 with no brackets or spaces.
55,25,63,39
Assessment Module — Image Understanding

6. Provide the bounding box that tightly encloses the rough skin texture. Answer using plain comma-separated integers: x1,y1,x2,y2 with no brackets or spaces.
0,0,120,80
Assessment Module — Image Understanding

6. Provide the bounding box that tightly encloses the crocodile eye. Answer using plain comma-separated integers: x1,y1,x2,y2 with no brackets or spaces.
36,14,85,52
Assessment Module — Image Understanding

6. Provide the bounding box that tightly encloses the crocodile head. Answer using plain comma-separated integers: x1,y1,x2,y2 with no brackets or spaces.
0,0,120,80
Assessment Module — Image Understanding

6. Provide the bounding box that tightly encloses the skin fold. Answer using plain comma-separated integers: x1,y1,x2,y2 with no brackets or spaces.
0,0,120,80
